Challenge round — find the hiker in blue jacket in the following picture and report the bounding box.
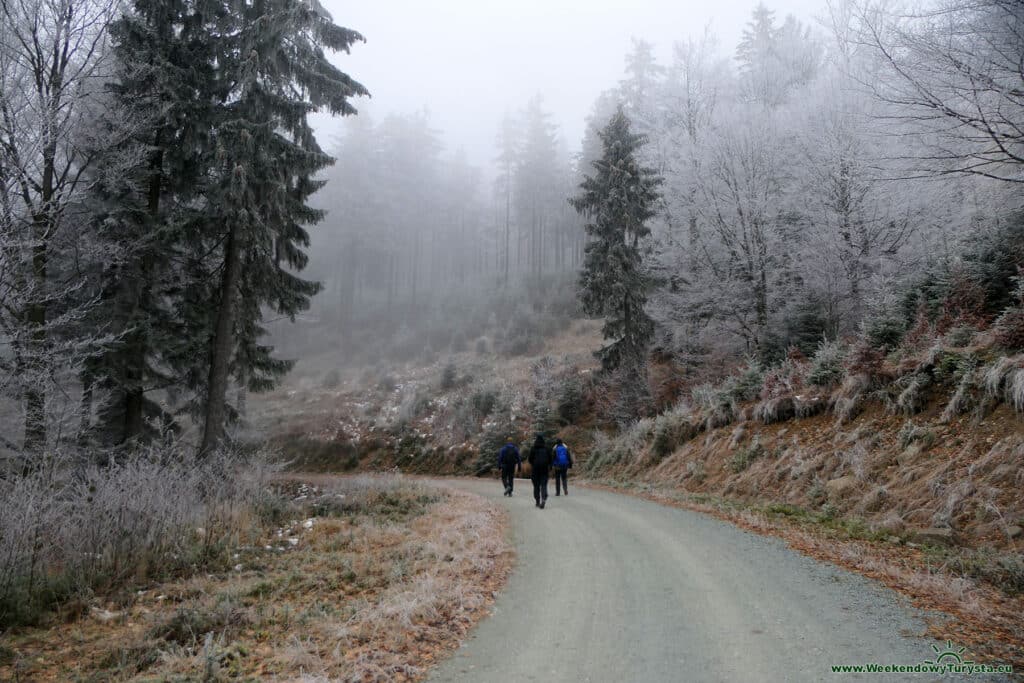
[552,438,573,496]
[498,438,521,497]
[528,434,552,509]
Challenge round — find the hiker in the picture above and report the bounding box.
[552,438,573,496]
[528,434,552,509]
[498,438,521,497]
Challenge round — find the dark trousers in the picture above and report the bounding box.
[501,466,516,493]
[554,467,568,494]
[532,472,549,503]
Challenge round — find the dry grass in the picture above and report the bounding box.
[0,476,513,682]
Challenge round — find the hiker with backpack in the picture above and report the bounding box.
[528,434,552,509]
[498,438,521,496]
[552,438,573,496]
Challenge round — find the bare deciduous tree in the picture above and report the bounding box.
[854,0,1024,183]
[0,0,115,452]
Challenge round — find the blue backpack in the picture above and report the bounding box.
[554,444,570,468]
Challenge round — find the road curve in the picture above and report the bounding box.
[426,478,976,683]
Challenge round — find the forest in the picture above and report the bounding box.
[1,0,1024,677]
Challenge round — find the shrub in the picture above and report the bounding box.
[396,386,432,425]
[321,368,341,389]
[755,397,795,424]
[729,441,765,473]
[760,358,806,399]
[994,307,1024,351]
[982,355,1024,412]
[781,293,831,358]
[960,550,1024,595]
[724,360,764,404]
[941,358,980,423]
[893,372,930,416]
[0,444,275,628]
[944,326,977,348]
[440,361,458,390]
[807,340,846,388]
[476,419,517,475]
[898,421,936,451]
[863,292,907,351]
[692,383,734,429]
[935,268,990,332]
[556,375,584,425]
[585,430,614,472]
[528,399,559,442]
[470,385,500,418]
[651,408,694,460]
[686,459,706,483]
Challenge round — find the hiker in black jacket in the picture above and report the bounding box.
[528,434,552,509]
[497,439,521,496]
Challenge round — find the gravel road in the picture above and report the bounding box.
[427,478,1007,683]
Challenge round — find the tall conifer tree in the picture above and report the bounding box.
[86,0,226,445]
[199,0,367,451]
[571,107,662,372]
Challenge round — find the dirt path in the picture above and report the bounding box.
[428,478,1010,682]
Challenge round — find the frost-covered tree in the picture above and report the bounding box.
[494,112,519,285]
[736,3,820,107]
[0,0,118,452]
[853,0,1024,183]
[571,107,662,371]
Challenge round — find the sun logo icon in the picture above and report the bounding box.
[924,640,971,666]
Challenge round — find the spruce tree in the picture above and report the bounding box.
[199,0,367,452]
[86,0,226,445]
[571,107,662,372]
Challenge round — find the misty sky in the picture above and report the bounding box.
[314,0,827,170]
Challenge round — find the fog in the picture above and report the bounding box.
[312,0,826,168]
[1,0,1021,455]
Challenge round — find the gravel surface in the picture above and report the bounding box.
[428,478,1011,683]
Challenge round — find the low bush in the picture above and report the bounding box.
[396,386,432,425]
[862,294,907,351]
[722,360,764,404]
[692,383,735,429]
[944,325,977,348]
[993,277,1024,351]
[982,354,1024,412]
[470,385,501,418]
[940,357,979,423]
[555,375,585,425]
[321,368,342,389]
[897,420,936,451]
[651,407,696,460]
[893,372,930,416]
[729,441,766,473]
[0,444,275,628]
[440,361,458,390]
[807,340,846,388]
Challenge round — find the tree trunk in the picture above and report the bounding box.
[504,187,511,285]
[201,222,242,454]
[77,366,95,446]
[23,212,51,451]
[236,360,248,421]
[122,143,165,442]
